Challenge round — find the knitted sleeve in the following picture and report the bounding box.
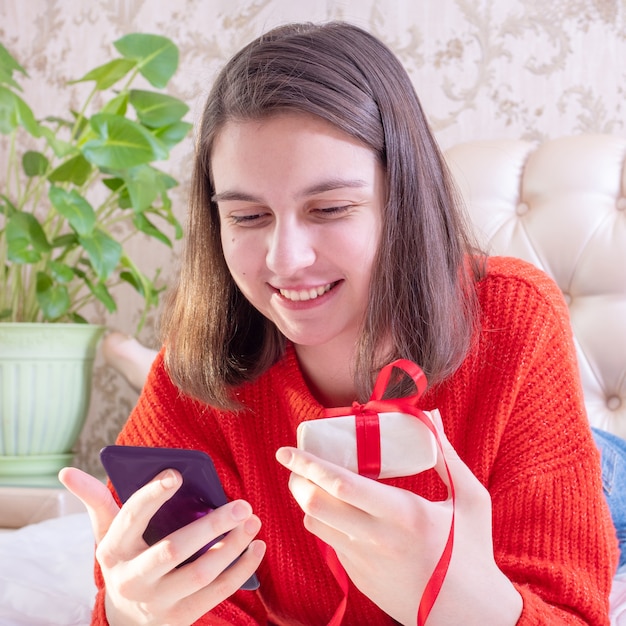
[473,260,618,625]
[89,350,270,626]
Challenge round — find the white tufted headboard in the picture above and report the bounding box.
[445,134,626,437]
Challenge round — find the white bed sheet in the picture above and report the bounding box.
[0,513,96,626]
[611,568,626,626]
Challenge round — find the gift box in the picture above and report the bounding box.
[297,409,439,479]
[297,358,440,480]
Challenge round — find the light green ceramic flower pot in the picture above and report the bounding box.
[0,323,105,478]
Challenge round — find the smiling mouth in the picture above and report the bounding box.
[278,282,337,302]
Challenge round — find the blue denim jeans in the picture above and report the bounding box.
[592,427,626,569]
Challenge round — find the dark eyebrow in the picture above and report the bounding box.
[211,178,369,204]
[211,190,259,203]
[299,178,370,197]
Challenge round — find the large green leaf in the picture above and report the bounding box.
[0,42,27,90]
[48,153,92,185]
[102,176,133,209]
[23,150,48,176]
[129,90,189,128]
[132,212,172,247]
[101,92,129,116]
[114,34,178,89]
[36,272,70,320]
[1,194,17,217]
[0,86,39,135]
[51,232,79,248]
[86,279,117,312]
[48,186,96,236]
[70,58,136,90]
[120,269,159,304]
[15,95,41,135]
[6,212,51,262]
[0,86,17,133]
[48,260,75,283]
[78,228,122,279]
[153,120,192,150]
[82,113,168,169]
[121,164,162,212]
[119,255,155,302]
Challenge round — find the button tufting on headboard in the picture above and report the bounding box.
[446,134,626,436]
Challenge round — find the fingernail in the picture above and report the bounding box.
[160,469,177,489]
[231,501,252,521]
[244,516,261,535]
[275,447,293,466]
[250,539,266,557]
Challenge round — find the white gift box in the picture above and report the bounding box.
[296,409,439,479]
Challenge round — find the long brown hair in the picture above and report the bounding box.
[160,21,484,408]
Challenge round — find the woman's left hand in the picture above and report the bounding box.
[275,418,522,626]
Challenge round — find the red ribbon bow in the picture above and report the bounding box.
[324,358,428,479]
[318,359,455,626]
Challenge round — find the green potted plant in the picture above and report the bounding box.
[0,33,190,480]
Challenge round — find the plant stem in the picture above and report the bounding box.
[70,85,98,144]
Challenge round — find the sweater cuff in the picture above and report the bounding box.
[90,589,109,626]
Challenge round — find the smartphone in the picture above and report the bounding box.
[100,445,259,590]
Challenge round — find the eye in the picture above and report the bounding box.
[313,205,351,218]
[227,211,271,226]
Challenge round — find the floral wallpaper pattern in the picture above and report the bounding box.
[1,0,625,475]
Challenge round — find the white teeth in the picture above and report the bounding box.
[279,283,333,301]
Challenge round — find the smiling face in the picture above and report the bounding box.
[212,112,385,357]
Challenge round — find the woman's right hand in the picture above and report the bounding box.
[59,466,265,626]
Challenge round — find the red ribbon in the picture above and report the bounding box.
[319,359,455,626]
[354,408,381,478]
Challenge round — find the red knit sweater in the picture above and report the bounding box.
[93,256,618,625]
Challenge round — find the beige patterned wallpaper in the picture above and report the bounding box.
[1,0,625,475]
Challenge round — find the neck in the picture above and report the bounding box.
[294,342,357,407]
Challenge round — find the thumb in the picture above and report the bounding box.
[430,410,481,500]
[58,467,119,543]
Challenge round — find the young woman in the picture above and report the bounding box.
[61,21,617,625]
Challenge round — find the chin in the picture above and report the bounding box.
[277,328,335,347]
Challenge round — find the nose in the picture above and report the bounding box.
[265,217,316,277]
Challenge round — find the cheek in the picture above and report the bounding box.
[221,233,257,283]
[220,232,239,276]
[356,221,381,268]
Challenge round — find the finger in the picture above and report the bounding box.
[58,467,119,543]
[288,470,370,534]
[431,417,488,506]
[162,539,266,626]
[161,510,264,598]
[277,446,408,520]
[99,469,183,564]
[133,500,260,586]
